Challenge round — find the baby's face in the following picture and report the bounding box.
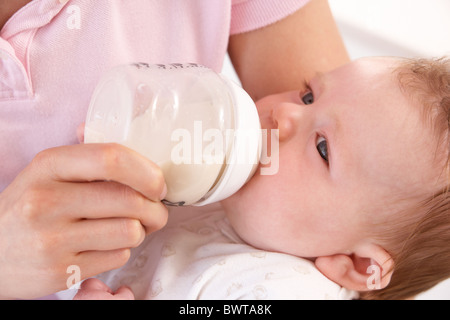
[222,57,440,258]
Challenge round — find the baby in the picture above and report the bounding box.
[74,56,450,300]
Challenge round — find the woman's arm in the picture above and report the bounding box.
[228,0,349,101]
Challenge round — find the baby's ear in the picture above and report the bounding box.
[315,244,394,292]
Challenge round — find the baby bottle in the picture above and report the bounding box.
[84,63,261,206]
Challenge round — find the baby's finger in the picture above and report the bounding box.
[113,286,135,300]
[79,278,112,293]
[73,278,112,300]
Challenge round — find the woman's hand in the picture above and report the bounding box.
[0,143,167,299]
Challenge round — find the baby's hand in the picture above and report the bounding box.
[73,278,135,300]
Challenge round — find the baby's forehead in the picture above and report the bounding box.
[341,59,443,195]
[326,57,405,96]
[350,56,402,70]
[327,57,449,221]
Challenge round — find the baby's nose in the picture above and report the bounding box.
[272,102,305,142]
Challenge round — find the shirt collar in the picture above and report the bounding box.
[0,0,69,40]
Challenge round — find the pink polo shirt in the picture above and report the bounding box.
[0,0,310,191]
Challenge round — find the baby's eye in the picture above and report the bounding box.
[316,136,328,163]
[301,91,314,105]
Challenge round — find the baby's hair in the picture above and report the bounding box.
[362,57,450,300]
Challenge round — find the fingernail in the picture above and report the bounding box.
[160,183,168,200]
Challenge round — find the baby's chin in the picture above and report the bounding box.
[221,168,262,210]
[220,190,331,259]
[220,189,241,215]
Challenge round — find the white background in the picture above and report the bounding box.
[222,0,450,299]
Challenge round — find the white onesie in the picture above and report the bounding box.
[94,203,358,300]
